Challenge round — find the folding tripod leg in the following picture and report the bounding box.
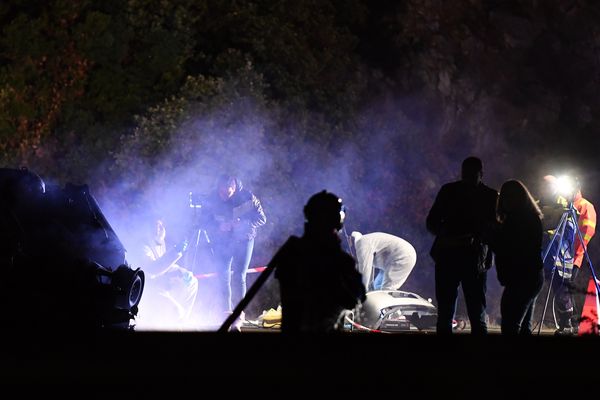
[537,265,558,335]
[190,228,202,272]
[537,211,569,335]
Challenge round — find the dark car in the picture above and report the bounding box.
[0,167,144,333]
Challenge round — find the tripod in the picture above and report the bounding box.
[537,201,600,335]
[186,191,216,274]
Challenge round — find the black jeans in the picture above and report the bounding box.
[500,270,544,335]
[550,266,579,328]
[435,262,488,334]
[551,266,591,328]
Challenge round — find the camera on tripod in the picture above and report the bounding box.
[185,191,214,272]
[189,191,203,209]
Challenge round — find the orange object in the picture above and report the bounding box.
[573,192,596,268]
[578,276,600,335]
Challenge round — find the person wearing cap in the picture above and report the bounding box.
[272,190,366,333]
[349,231,416,292]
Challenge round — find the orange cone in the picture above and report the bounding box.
[578,276,600,335]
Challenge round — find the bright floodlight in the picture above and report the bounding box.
[554,175,576,197]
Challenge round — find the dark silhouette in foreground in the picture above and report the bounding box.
[273,190,366,333]
[490,179,544,335]
[0,167,143,334]
[220,190,365,333]
[426,156,498,334]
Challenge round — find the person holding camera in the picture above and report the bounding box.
[199,174,266,323]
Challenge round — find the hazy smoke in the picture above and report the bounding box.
[92,86,597,331]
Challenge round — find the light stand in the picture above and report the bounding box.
[342,226,356,259]
[187,192,214,273]
[536,200,600,334]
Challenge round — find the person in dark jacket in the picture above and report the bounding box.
[492,179,544,335]
[273,190,366,333]
[426,156,499,335]
[200,174,266,319]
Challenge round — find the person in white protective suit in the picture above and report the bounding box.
[350,231,417,292]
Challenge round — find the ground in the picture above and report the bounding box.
[2,327,597,396]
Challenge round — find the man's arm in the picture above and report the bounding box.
[480,188,499,243]
[488,189,499,223]
[142,244,183,277]
[249,193,267,228]
[232,192,266,228]
[426,186,447,236]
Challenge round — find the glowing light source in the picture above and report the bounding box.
[554,175,577,198]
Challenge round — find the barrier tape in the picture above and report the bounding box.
[344,315,385,333]
[194,266,267,279]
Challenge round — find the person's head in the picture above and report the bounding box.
[144,217,166,245]
[497,179,542,222]
[303,190,346,234]
[461,156,483,185]
[216,174,238,200]
[543,175,556,185]
[540,174,558,201]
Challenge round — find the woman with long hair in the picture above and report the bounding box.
[493,179,544,335]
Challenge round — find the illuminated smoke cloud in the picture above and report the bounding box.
[95,87,537,331]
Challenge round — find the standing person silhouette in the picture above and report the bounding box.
[199,174,266,323]
[491,180,544,335]
[273,190,366,333]
[426,156,498,335]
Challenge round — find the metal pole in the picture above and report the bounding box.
[190,228,201,272]
[218,261,276,332]
[343,226,356,259]
[537,210,569,335]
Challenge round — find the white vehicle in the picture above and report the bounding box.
[346,290,437,332]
